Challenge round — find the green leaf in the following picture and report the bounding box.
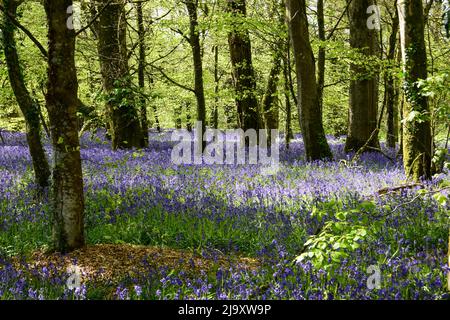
[335,211,347,221]
[433,193,448,207]
[360,201,376,211]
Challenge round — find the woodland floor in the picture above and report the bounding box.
[13,244,260,283]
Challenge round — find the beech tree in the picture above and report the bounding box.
[185,0,206,148]
[345,0,380,153]
[287,0,332,161]
[262,0,284,138]
[92,0,144,150]
[227,0,261,132]
[44,0,85,252]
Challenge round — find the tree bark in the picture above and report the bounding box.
[186,0,206,148]
[445,0,450,38]
[287,0,332,161]
[283,32,295,147]
[227,0,260,132]
[175,104,182,129]
[137,1,149,147]
[317,0,325,114]
[398,0,432,181]
[262,54,282,132]
[448,233,450,291]
[211,45,220,129]
[262,1,284,137]
[44,0,85,252]
[283,56,293,148]
[146,73,161,132]
[385,3,400,148]
[95,0,144,150]
[2,0,50,189]
[186,102,193,132]
[345,0,380,153]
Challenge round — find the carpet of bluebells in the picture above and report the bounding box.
[0,130,449,300]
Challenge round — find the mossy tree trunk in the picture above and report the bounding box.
[227,0,260,132]
[44,0,85,253]
[95,0,144,150]
[316,0,325,114]
[398,0,432,181]
[137,1,149,147]
[262,1,285,140]
[2,0,50,189]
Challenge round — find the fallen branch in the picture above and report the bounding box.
[352,128,380,162]
[377,186,450,217]
[377,183,424,196]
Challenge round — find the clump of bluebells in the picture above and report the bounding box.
[0,130,449,300]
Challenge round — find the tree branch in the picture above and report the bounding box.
[75,0,114,37]
[0,4,48,58]
[169,27,191,42]
[326,0,353,40]
[149,64,195,93]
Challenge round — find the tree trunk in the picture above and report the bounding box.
[399,91,404,156]
[2,0,50,189]
[262,1,284,137]
[211,45,220,129]
[287,0,332,161]
[447,228,450,290]
[175,104,182,129]
[398,0,432,181]
[186,0,206,148]
[285,35,298,108]
[137,1,149,147]
[95,0,144,150]
[283,33,295,147]
[386,2,400,148]
[283,57,293,149]
[345,0,380,153]
[262,55,282,131]
[227,0,260,132]
[317,0,325,114]
[225,102,235,128]
[186,102,193,132]
[146,74,161,132]
[44,0,85,252]
[445,0,450,38]
[152,104,161,132]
